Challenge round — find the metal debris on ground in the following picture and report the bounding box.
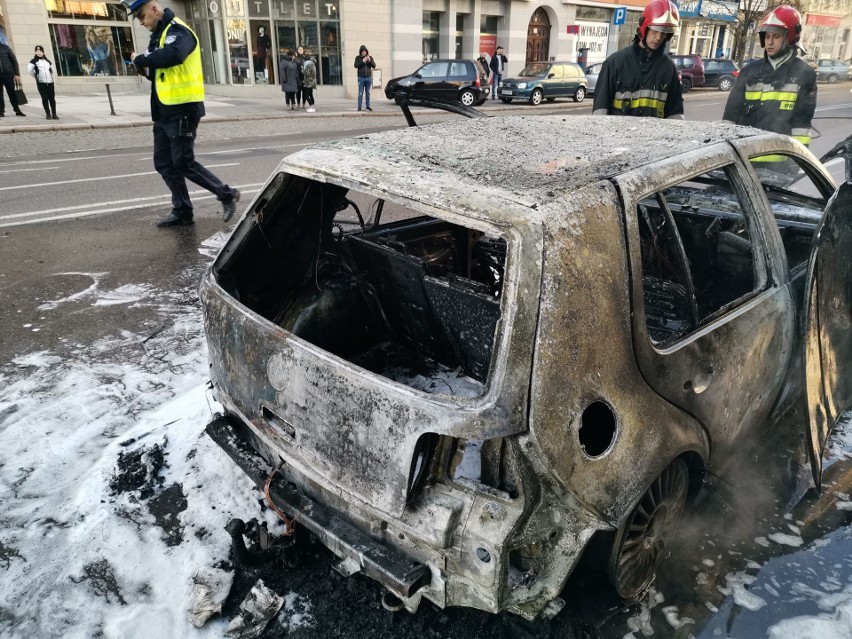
[187,566,235,628]
[225,578,285,639]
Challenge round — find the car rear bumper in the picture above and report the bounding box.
[207,414,431,598]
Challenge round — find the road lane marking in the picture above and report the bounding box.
[0,183,265,227]
[0,163,239,191]
[0,166,60,173]
[815,103,852,112]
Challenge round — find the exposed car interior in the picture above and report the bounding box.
[637,163,821,344]
[214,174,506,393]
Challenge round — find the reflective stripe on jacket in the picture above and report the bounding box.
[722,54,816,147]
[157,18,204,105]
[592,42,683,119]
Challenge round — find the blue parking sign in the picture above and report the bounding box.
[613,7,627,25]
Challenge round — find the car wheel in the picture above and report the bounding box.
[718,77,733,92]
[573,86,586,102]
[459,89,476,107]
[682,78,692,92]
[827,73,839,84]
[546,97,556,103]
[530,88,544,106]
[608,458,689,600]
[500,97,513,104]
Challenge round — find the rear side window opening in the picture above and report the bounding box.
[215,173,507,396]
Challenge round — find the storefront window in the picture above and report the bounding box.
[49,23,135,76]
[423,11,440,61]
[274,0,340,85]
[227,18,249,84]
[616,11,642,50]
[455,13,467,59]
[44,0,135,77]
[480,14,498,55]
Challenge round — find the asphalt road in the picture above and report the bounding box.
[0,84,851,638]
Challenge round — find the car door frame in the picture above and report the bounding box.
[616,141,796,469]
[729,136,850,489]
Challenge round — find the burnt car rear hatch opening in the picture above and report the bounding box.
[202,144,543,520]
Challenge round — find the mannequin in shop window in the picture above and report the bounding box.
[255,26,271,79]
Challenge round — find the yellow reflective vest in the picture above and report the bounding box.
[157,18,204,105]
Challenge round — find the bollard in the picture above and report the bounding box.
[105,84,116,116]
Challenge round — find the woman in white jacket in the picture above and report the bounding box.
[27,45,58,120]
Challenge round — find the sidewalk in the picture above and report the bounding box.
[0,86,587,134]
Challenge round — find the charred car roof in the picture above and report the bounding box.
[284,115,772,219]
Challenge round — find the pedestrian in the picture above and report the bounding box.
[280,50,298,110]
[722,5,816,160]
[592,0,683,119]
[0,41,26,117]
[126,0,240,227]
[295,45,306,109]
[354,45,375,111]
[476,52,491,86]
[27,45,58,120]
[489,46,507,100]
[302,56,317,113]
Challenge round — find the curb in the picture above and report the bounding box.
[0,100,593,134]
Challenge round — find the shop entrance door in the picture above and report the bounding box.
[526,7,551,64]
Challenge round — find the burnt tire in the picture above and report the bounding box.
[460,89,476,107]
[827,73,839,84]
[681,78,692,92]
[530,88,544,106]
[608,458,689,600]
[718,77,733,92]
[500,97,513,103]
[574,86,586,102]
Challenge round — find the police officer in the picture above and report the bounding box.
[127,0,240,226]
[723,6,816,153]
[592,0,683,119]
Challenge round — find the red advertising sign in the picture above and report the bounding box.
[567,25,580,34]
[480,34,497,56]
[806,14,841,27]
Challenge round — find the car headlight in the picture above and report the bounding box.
[516,83,527,89]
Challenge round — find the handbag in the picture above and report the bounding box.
[14,79,28,106]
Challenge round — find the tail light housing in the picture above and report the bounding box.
[732,70,739,76]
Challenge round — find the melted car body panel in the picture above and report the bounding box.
[201,115,850,619]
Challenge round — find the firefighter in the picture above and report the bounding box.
[723,5,816,155]
[592,0,684,119]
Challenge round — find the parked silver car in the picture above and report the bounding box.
[585,61,602,95]
[202,112,852,620]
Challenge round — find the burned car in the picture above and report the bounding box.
[201,114,851,620]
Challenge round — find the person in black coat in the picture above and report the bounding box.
[280,50,299,110]
[0,42,26,116]
[354,44,375,111]
[488,46,507,99]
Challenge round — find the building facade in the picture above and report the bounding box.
[0,0,849,97]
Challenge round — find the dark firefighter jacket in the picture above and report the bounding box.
[592,42,683,119]
[722,53,816,148]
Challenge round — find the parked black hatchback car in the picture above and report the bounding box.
[702,58,739,91]
[385,60,488,107]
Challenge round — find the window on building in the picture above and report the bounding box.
[617,11,642,50]
[44,0,135,77]
[273,0,341,86]
[455,13,467,59]
[423,11,441,62]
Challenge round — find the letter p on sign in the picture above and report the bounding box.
[613,7,626,25]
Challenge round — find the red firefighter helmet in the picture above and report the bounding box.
[638,0,680,39]
[758,5,802,46]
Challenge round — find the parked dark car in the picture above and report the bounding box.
[385,60,488,107]
[202,101,852,619]
[498,61,587,105]
[669,53,705,91]
[702,58,739,91]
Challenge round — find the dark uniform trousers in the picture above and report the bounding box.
[153,112,233,214]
